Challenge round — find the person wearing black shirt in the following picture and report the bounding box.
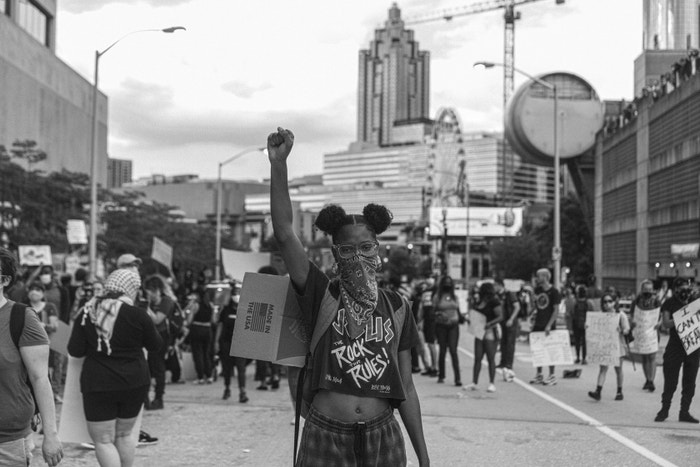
[529,268,561,386]
[495,279,520,382]
[214,292,249,403]
[655,277,700,423]
[143,276,176,410]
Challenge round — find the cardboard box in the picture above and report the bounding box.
[230,273,310,367]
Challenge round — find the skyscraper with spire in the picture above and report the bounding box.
[356,3,430,147]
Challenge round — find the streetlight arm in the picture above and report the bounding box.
[473,61,554,90]
[98,26,186,57]
[219,147,266,169]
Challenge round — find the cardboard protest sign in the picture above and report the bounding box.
[49,321,71,356]
[180,350,197,381]
[586,312,621,366]
[631,307,660,355]
[18,245,52,266]
[673,298,700,355]
[221,249,270,281]
[468,309,486,339]
[529,330,574,367]
[59,357,142,444]
[151,236,173,270]
[66,219,87,244]
[230,273,310,367]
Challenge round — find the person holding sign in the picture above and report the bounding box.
[655,277,700,423]
[630,279,661,392]
[465,282,503,392]
[587,293,630,401]
[267,128,429,467]
[529,268,561,386]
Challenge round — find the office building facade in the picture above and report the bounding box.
[0,0,108,184]
[357,3,430,146]
[107,158,132,189]
[595,63,700,293]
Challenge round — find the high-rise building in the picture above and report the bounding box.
[356,3,430,146]
[0,0,108,183]
[107,158,133,189]
[643,0,700,50]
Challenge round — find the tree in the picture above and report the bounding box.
[490,234,543,280]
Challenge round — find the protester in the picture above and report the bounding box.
[267,127,429,466]
[530,268,561,386]
[68,268,162,466]
[587,292,630,401]
[0,248,63,467]
[433,275,463,386]
[465,282,503,392]
[655,277,700,423]
[214,290,249,403]
[418,277,438,377]
[143,275,177,410]
[186,286,215,384]
[630,279,661,392]
[569,285,593,365]
[495,279,520,382]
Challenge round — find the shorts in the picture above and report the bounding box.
[423,318,437,344]
[82,385,149,422]
[0,433,34,467]
[296,406,406,467]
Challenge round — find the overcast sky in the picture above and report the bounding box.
[55,0,642,181]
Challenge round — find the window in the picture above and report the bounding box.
[17,0,49,47]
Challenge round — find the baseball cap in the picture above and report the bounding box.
[117,254,142,269]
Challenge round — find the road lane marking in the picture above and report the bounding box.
[458,346,677,467]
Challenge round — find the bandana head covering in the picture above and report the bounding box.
[80,269,141,354]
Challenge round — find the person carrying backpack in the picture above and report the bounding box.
[267,128,429,467]
[0,247,63,467]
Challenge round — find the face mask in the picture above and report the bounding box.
[28,290,43,302]
[40,274,51,285]
[678,289,690,302]
[641,292,653,299]
[336,254,380,332]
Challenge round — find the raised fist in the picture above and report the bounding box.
[267,127,294,163]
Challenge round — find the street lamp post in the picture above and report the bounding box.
[215,147,266,282]
[88,26,185,280]
[474,61,561,289]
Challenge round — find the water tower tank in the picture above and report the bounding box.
[505,72,604,166]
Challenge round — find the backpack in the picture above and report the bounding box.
[9,303,42,432]
[293,288,409,464]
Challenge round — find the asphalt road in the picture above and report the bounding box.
[36,331,700,466]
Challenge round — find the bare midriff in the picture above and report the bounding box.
[312,389,391,422]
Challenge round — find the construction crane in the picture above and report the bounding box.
[406,0,565,205]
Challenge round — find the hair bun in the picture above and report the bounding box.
[362,204,392,235]
[314,204,347,237]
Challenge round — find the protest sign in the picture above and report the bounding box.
[673,298,700,355]
[586,312,621,366]
[49,321,71,356]
[181,351,197,381]
[230,273,310,367]
[529,330,574,367]
[151,236,173,270]
[66,220,87,244]
[631,307,660,355]
[18,245,51,266]
[59,357,142,444]
[468,309,486,339]
[221,249,270,281]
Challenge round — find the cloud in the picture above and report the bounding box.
[60,0,192,14]
[108,79,355,150]
[221,80,272,99]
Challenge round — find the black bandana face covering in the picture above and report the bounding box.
[336,253,380,339]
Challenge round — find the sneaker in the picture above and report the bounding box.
[574,358,581,364]
[206,377,213,384]
[437,378,445,384]
[146,398,163,410]
[487,384,496,393]
[239,392,249,403]
[505,369,515,382]
[588,391,601,401]
[195,379,205,385]
[223,388,231,400]
[615,392,624,401]
[582,359,588,365]
[543,375,557,386]
[654,408,668,422]
[54,394,63,404]
[530,374,544,385]
[642,381,651,391]
[270,379,280,390]
[138,430,159,446]
[428,369,439,377]
[256,383,268,390]
[648,382,655,392]
[455,381,462,387]
[463,383,477,391]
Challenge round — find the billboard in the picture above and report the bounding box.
[429,207,523,237]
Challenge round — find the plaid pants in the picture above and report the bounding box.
[296,406,407,467]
